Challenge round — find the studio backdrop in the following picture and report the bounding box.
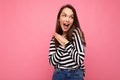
[0,0,120,80]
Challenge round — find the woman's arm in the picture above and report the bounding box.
[65,28,85,65]
[48,37,63,66]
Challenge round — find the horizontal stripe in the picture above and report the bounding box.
[48,28,85,70]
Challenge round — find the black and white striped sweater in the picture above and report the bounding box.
[49,28,85,70]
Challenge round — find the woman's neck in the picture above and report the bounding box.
[62,32,67,38]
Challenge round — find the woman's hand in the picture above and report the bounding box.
[53,32,69,47]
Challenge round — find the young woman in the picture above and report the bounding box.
[49,4,86,80]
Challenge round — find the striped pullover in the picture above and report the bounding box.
[49,28,85,70]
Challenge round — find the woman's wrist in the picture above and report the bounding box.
[64,41,69,45]
[61,41,69,47]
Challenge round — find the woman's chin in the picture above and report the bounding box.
[62,29,69,32]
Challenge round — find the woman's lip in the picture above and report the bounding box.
[64,25,69,29]
[64,24,69,26]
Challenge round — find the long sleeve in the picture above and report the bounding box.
[48,28,85,69]
[65,28,85,66]
[48,37,63,66]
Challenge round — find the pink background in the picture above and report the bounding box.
[0,0,120,80]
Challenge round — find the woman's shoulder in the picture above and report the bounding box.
[72,27,80,35]
[50,36,55,42]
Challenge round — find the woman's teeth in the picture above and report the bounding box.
[64,24,69,26]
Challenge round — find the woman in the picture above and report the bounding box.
[49,4,86,80]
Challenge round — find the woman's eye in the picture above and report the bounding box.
[70,16,74,19]
[62,14,66,17]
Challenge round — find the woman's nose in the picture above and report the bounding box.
[66,17,70,22]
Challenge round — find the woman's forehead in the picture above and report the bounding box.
[61,8,73,15]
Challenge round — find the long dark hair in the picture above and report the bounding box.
[54,4,86,47]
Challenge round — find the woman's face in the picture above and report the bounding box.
[59,7,74,33]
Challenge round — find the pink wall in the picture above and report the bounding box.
[0,0,120,80]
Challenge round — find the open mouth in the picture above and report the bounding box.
[63,24,70,27]
[63,23,71,30]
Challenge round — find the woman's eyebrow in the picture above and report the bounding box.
[61,12,73,16]
[61,12,66,14]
